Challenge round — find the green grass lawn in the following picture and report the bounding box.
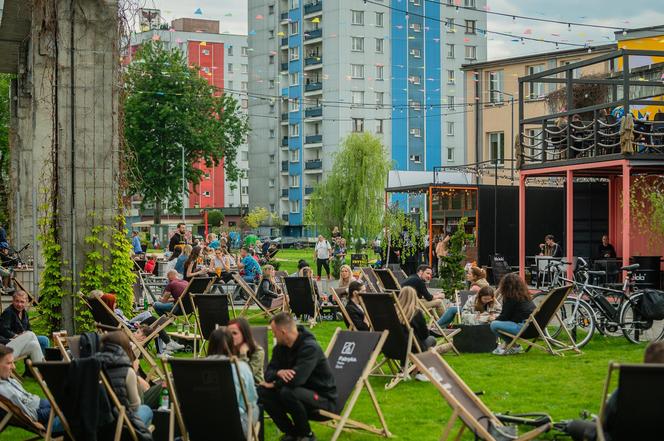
[3,249,647,440]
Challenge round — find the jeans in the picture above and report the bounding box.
[437,307,459,327]
[36,398,64,434]
[258,386,335,437]
[490,320,525,343]
[36,335,49,352]
[135,404,153,426]
[153,301,174,315]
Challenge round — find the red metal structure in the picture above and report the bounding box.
[517,49,664,282]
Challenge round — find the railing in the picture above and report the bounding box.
[281,137,288,146]
[304,29,322,40]
[304,186,315,195]
[304,1,323,14]
[305,134,323,144]
[305,82,322,92]
[281,38,288,46]
[282,214,289,222]
[304,107,322,118]
[281,62,288,71]
[305,56,322,66]
[281,161,289,172]
[281,113,288,121]
[305,159,322,169]
[281,188,288,197]
[280,12,289,20]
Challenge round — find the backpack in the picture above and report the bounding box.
[79,332,100,358]
[638,289,664,321]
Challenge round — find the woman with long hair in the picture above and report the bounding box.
[228,318,265,383]
[345,281,370,331]
[174,244,192,276]
[183,246,210,281]
[207,327,258,436]
[256,264,285,309]
[436,285,502,328]
[490,273,535,355]
[397,286,435,351]
[337,264,356,289]
[467,266,490,292]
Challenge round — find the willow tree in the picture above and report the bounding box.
[309,132,391,243]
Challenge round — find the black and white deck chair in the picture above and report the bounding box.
[191,293,231,356]
[329,288,357,331]
[358,292,422,389]
[0,394,53,440]
[310,328,391,441]
[387,264,408,286]
[361,268,381,293]
[413,296,461,355]
[165,357,259,441]
[232,273,282,320]
[489,254,517,286]
[250,326,270,371]
[596,363,664,441]
[499,285,580,356]
[410,351,552,441]
[374,269,400,291]
[284,277,319,327]
[454,290,474,323]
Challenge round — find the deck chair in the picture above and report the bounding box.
[489,254,517,286]
[410,351,552,441]
[374,269,400,291]
[499,285,580,356]
[358,292,423,389]
[167,276,215,323]
[250,326,269,371]
[596,363,664,441]
[330,288,356,330]
[165,357,259,441]
[26,361,76,441]
[0,394,53,440]
[232,273,282,320]
[193,293,231,340]
[284,277,319,326]
[361,268,381,293]
[387,264,408,286]
[313,328,391,441]
[414,296,461,356]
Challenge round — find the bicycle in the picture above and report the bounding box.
[533,260,664,347]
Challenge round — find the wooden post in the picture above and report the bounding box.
[519,174,526,279]
[622,163,631,270]
[566,170,574,280]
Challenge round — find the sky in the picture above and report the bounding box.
[140,0,664,60]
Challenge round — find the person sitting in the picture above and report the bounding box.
[206,327,258,435]
[0,345,63,434]
[96,332,153,428]
[259,313,337,441]
[401,265,445,315]
[183,246,212,282]
[165,247,181,273]
[337,264,356,290]
[228,318,265,383]
[153,270,189,316]
[256,265,286,309]
[0,291,49,353]
[564,341,664,441]
[467,266,490,292]
[207,233,221,250]
[299,266,323,302]
[174,244,191,277]
[436,286,502,328]
[143,255,156,274]
[490,273,536,355]
[539,234,563,258]
[238,246,262,284]
[598,234,617,259]
[345,281,370,331]
[398,287,436,353]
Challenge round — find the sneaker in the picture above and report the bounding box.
[415,373,430,382]
[492,346,506,355]
[165,341,185,352]
[279,435,297,441]
[297,434,317,441]
[504,345,523,355]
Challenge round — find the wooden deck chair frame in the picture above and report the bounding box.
[0,394,53,440]
[360,267,382,292]
[26,361,76,441]
[499,285,581,356]
[374,269,401,292]
[284,276,320,328]
[330,288,356,331]
[190,293,233,356]
[232,273,283,320]
[99,371,139,441]
[319,328,391,441]
[162,357,260,441]
[168,276,215,324]
[415,297,461,356]
[79,292,169,380]
[409,351,551,441]
[387,265,408,286]
[359,292,421,390]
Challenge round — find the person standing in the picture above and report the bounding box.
[313,235,332,281]
[258,313,337,441]
[435,233,450,277]
[131,230,143,255]
[598,234,617,259]
[168,223,187,252]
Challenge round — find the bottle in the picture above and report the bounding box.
[143,295,148,311]
[160,387,170,410]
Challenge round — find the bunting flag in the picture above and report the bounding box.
[194,8,202,15]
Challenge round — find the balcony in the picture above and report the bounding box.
[305,134,322,144]
[304,1,323,15]
[305,82,322,92]
[281,37,288,46]
[304,186,315,195]
[305,56,322,67]
[281,62,288,71]
[305,159,322,170]
[281,161,289,172]
[304,106,322,118]
[282,214,289,222]
[304,28,322,41]
[281,113,288,121]
[281,188,288,198]
[281,137,288,146]
[280,12,289,21]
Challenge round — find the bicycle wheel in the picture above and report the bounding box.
[553,298,596,348]
[620,292,664,344]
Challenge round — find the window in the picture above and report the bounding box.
[446,44,455,59]
[376,119,384,134]
[375,91,384,105]
[488,71,504,104]
[227,80,234,90]
[351,64,364,79]
[351,10,364,25]
[241,151,249,161]
[447,147,455,161]
[289,98,300,112]
[375,12,384,27]
[241,81,248,91]
[447,70,455,84]
[376,65,384,80]
[445,18,455,32]
[289,123,299,136]
[269,5,275,14]
[352,118,364,132]
[447,95,455,110]
[410,48,421,58]
[242,64,248,73]
[241,46,248,56]
[289,175,298,187]
[269,153,276,162]
[290,0,299,7]
[410,22,422,32]
[489,132,505,165]
[410,127,422,137]
[289,21,299,35]
[375,38,384,53]
[560,60,580,79]
[527,65,544,98]
[289,201,300,213]
[269,29,275,38]
[410,0,421,5]
[351,91,364,105]
[241,99,248,109]
[289,149,299,162]
[203,191,210,197]
[409,75,421,85]
[465,20,476,34]
[269,102,276,113]
[410,154,422,163]
[269,129,276,138]
[410,99,422,110]
[289,73,299,86]
[228,63,234,72]
[351,37,364,52]
[464,45,477,60]
[464,0,476,7]
[241,186,248,195]
[202,49,210,56]
[269,79,275,89]
[446,121,455,136]
[289,47,299,61]
[228,46,234,56]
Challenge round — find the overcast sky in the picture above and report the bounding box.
[139,0,664,60]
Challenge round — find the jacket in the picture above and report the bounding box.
[460,295,502,325]
[239,346,266,384]
[257,279,280,306]
[345,302,370,331]
[401,275,433,301]
[409,310,430,351]
[496,297,535,324]
[265,326,337,403]
[0,305,31,339]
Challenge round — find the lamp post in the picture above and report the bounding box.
[181,144,186,224]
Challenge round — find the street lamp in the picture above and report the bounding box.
[181,144,186,224]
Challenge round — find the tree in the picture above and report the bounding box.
[124,41,249,223]
[382,205,427,264]
[438,218,474,297]
[207,210,225,229]
[243,207,270,229]
[0,75,11,230]
[309,132,391,242]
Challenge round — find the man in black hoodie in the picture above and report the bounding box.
[259,313,337,441]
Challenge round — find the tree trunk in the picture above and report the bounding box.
[154,199,162,225]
